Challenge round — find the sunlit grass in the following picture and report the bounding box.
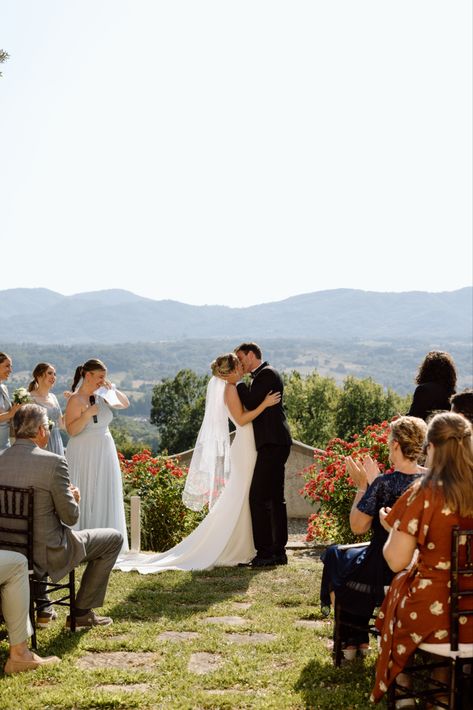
[0,555,380,709]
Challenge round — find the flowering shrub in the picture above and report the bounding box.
[119,450,206,552]
[301,421,391,544]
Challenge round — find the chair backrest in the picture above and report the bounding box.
[450,526,473,651]
[0,485,34,571]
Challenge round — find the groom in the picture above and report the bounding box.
[234,343,292,566]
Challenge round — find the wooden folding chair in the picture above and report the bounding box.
[387,527,473,709]
[0,484,76,648]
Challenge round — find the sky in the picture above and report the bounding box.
[0,1,471,308]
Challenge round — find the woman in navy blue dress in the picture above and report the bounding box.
[320,416,427,659]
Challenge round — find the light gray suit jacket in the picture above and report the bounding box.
[0,439,86,582]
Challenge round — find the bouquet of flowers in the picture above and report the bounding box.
[12,387,32,404]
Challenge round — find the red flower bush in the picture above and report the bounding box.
[120,450,205,551]
[301,421,391,544]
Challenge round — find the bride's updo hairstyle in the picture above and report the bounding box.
[211,353,239,378]
[71,358,107,392]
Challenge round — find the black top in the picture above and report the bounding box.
[408,381,452,421]
[237,362,292,450]
[320,470,422,613]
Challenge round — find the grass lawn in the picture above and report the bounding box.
[0,554,381,709]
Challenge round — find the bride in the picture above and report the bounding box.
[114,353,281,573]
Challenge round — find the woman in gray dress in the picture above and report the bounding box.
[27,363,65,456]
[0,353,20,452]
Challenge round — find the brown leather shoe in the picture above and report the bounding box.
[66,610,113,629]
[4,654,60,674]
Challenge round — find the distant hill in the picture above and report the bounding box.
[0,287,471,343]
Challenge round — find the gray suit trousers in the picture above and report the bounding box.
[73,528,123,610]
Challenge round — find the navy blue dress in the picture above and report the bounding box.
[320,471,422,644]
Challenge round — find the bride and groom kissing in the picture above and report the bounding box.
[115,342,292,573]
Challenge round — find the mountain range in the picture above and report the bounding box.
[0,287,471,344]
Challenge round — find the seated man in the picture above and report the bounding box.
[0,404,123,628]
[1,549,60,674]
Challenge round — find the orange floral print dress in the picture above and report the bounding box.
[371,481,473,703]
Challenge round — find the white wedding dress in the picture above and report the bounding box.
[113,411,257,573]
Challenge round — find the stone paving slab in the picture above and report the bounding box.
[95,684,151,693]
[157,631,200,642]
[188,652,224,674]
[203,615,247,626]
[225,632,276,644]
[76,651,158,670]
[294,619,331,629]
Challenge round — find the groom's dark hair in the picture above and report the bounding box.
[235,342,262,359]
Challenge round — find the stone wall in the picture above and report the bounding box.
[174,437,320,520]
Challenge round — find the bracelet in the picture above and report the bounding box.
[357,489,366,494]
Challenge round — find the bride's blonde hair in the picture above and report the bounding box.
[211,353,239,378]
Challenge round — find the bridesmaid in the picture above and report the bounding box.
[0,353,21,453]
[65,358,130,551]
[27,363,65,456]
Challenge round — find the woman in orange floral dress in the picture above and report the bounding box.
[371,412,473,704]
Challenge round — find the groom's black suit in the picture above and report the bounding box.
[237,362,292,561]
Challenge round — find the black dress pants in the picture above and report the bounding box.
[249,444,290,559]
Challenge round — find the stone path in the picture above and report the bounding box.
[79,609,326,678]
[72,526,328,700]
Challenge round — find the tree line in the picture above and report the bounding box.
[149,369,411,454]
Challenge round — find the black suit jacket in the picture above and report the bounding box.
[237,363,292,450]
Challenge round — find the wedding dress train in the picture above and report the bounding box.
[113,413,256,573]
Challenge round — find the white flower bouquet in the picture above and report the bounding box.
[12,387,32,404]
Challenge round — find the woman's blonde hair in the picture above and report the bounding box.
[211,353,239,378]
[421,411,473,517]
[389,416,427,461]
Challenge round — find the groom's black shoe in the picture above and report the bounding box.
[273,553,288,565]
[249,555,276,568]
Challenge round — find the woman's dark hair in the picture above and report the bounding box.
[450,389,473,424]
[415,350,457,394]
[71,358,106,392]
[0,352,11,364]
[28,362,54,392]
[235,342,262,360]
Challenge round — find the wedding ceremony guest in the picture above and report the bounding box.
[0,404,123,628]
[371,411,473,705]
[450,388,473,424]
[114,352,281,573]
[1,550,60,674]
[320,416,427,660]
[235,342,292,567]
[65,359,130,551]
[407,350,457,421]
[28,362,65,456]
[0,353,21,452]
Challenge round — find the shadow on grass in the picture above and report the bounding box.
[108,565,262,622]
[294,656,378,709]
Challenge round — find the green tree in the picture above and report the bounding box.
[335,376,410,441]
[284,370,339,448]
[150,369,209,454]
